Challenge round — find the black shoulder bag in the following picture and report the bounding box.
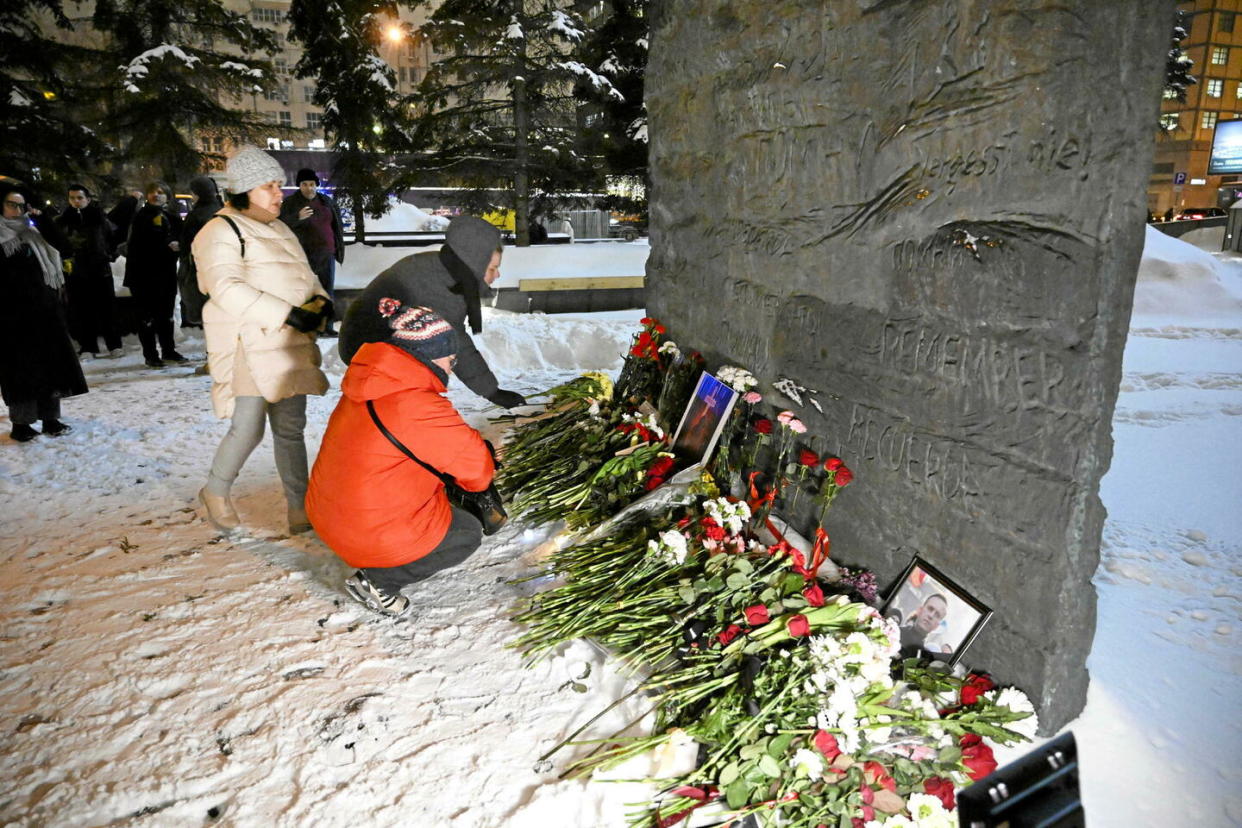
[365,400,508,536]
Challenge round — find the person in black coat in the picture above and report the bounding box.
[339,215,526,409]
[124,182,186,367]
[106,187,143,251]
[178,176,222,329]
[0,181,88,442]
[55,184,123,358]
[279,169,345,336]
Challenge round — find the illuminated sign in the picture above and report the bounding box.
[1208,119,1242,174]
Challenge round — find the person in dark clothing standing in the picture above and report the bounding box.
[339,215,526,409]
[55,184,123,359]
[106,187,143,252]
[279,169,345,337]
[178,176,222,329]
[125,182,186,367]
[0,181,88,442]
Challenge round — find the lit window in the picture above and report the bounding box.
[1202,111,1219,129]
[1161,113,1180,130]
[1212,46,1228,66]
[1208,78,1224,97]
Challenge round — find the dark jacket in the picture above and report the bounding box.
[306,342,494,569]
[181,178,222,271]
[124,202,183,289]
[339,218,501,401]
[54,203,115,278]
[106,195,141,247]
[278,190,345,264]
[0,214,88,406]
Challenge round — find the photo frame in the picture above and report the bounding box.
[670,373,739,469]
[879,556,992,668]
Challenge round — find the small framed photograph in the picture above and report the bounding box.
[880,556,992,667]
[670,373,739,468]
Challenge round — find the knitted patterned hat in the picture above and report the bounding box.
[226,146,286,195]
[378,299,457,361]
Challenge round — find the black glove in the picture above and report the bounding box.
[316,297,335,322]
[286,306,324,333]
[488,389,526,409]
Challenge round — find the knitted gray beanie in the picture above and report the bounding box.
[226,147,286,195]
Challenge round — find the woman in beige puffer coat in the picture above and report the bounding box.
[193,147,331,535]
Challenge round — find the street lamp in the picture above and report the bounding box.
[385,25,404,43]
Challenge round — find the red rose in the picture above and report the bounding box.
[787,614,810,637]
[803,582,825,607]
[716,624,743,646]
[754,418,773,435]
[863,761,897,793]
[813,729,840,760]
[834,467,854,487]
[824,457,843,471]
[643,475,665,491]
[860,805,875,822]
[798,448,820,467]
[860,786,874,805]
[704,524,726,541]
[640,316,655,326]
[655,324,667,335]
[960,734,998,781]
[700,516,718,527]
[923,776,956,811]
[960,673,996,706]
[851,819,866,828]
[743,604,770,626]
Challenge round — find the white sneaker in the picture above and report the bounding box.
[344,572,411,617]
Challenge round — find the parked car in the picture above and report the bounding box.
[1175,207,1227,220]
[609,212,647,241]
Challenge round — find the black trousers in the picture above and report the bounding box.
[67,274,122,354]
[130,278,178,360]
[362,506,483,595]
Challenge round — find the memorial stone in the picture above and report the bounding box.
[645,0,1172,731]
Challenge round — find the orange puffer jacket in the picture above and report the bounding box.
[306,342,494,569]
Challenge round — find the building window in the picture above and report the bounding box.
[1212,46,1228,66]
[1161,113,1180,131]
[278,111,292,127]
[1202,110,1219,130]
[1208,78,1224,97]
[1222,13,1236,33]
[252,7,285,25]
[306,112,322,129]
[303,85,316,103]
[275,58,289,77]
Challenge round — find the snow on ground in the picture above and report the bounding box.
[3,233,1241,826]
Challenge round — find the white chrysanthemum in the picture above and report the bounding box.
[866,815,916,828]
[987,687,1039,739]
[646,530,688,565]
[658,340,679,355]
[790,747,825,779]
[587,400,601,417]
[867,714,892,745]
[905,793,956,828]
[717,365,758,392]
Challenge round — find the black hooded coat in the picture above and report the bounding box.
[339,216,501,401]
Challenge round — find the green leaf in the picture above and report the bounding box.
[726,573,750,591]
[938,746,962,764]
[726,779,751,810]
[707,576,726,592]
[739,743,765,761]
[759,587,777,603]
[733,558,754,575]
[758,754,783,778]
[768,732,796,757]
[677,586,697,604]
[719,762,740,786]
[782,573,806,593]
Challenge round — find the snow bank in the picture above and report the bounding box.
[1135,225,1242,319]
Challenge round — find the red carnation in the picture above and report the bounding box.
[813,730,840,760]
[834,467,854,487]
[798,448,820,467]
[704,524,726,541]
[863,761,897,793]
[700,516,718,528]
[716,624,743,646]
[803,582,825,607]
[824,457,843,471]
[960,734,998,781]
[640,316,655,326]
[754,418,773,435]
[743,604,770,626]
[923,776,956,811]
[960,673,996,706]
[787,614,811,637]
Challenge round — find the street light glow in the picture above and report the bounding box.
[385,25,404,42]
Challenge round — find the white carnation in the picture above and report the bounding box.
[987,687,1039,740]
[790,747,825,779]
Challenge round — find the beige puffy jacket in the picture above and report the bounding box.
[193,207,329,418]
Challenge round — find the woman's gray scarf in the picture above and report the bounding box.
[0,216,63,290]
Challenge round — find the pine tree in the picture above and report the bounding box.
[0,1,111,193]
[399,0,621,245]
[571,0,648,215]
[288,0,407,244]
[1164,9,1196,110]
[86,0,283,187]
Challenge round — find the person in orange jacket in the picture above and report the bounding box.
[306,300,495,616]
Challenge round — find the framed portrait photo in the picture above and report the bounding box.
[880,556,992,668]
[670,372,739,469]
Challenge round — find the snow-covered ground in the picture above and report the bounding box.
[2,231,1240,826]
